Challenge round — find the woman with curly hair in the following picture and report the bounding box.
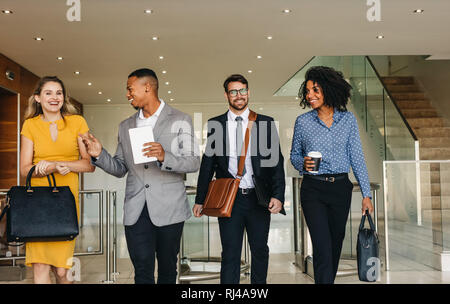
[290,66,373,284]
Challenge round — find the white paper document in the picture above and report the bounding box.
[128,126,157,164]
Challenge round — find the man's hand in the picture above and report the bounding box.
[79,133,103,158]
[142,142,165,162]
[268,198,283,214]
[192,204,203,217]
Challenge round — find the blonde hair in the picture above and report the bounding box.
[24,76,79,121]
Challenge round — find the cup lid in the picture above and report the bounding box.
[307,151,322,157]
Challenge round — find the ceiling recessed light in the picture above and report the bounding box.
[266,36,273,40]
[57,56,63,60]
[159,56,164,60]
[152,36,159,41]
[413,9,424,14]
[2,10,13,14]
[257,55,262,59]
[34,37,44,41]
[168,91,172,94]
[170,98,174,101]
[376,35,384,39]
[162,70,167,74]
[74,71,80,75]
[145,9,153,14]
[98,91,103,95]
[282,9,291,14]
[88,82,92,86]
[248,70,253,73]
[165,82,169,85]
[107,98,111,102]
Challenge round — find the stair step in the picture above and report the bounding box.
[421,183,450,196]
[419,137,450,148]
[415,127,450,138]
[390,92,426,100]
[401,109,439,119]
[420,148,450,160]
[421,196,450,210]
[409,117,447,128]
[381,76,415,85]
[396,99,432,109]
[385,84,422,93]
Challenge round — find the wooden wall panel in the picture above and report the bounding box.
[0,54,21,93]
[0,91,18,189]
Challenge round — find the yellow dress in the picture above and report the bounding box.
[20,114,89,269]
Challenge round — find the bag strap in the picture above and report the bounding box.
[26,166,58,192]
[236,110,257,179]
[359,209,376,231]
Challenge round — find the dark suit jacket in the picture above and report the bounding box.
[195,110,286,209]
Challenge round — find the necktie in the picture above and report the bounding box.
[235,116,245,176]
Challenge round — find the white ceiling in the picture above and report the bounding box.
[1,0,449,105]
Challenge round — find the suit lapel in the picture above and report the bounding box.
[153,103,171,141]
[218,113,229,169]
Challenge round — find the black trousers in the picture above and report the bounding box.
[124,204,184,284]
[300,174,353,284]
[218,190,271,284]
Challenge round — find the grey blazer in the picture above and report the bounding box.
[93,104,200,226]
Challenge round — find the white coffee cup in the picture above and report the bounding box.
[307,151,322,174]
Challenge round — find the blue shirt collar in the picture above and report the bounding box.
[313,108,344,125]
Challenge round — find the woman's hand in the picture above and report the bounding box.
[55,164,71,176]
[362,197,374,215]
[303,156,316,172]
[35,160,56,176]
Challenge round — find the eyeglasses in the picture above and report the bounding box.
[227,88,248,97]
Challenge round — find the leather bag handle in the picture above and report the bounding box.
[26,166,58,192]
[359,209,376,231]
[236,110,257,179]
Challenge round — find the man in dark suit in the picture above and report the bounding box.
[193,74,285,284]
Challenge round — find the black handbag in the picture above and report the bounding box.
[357,210,380,282]
[0,166,79,243]
[252,174,286,215]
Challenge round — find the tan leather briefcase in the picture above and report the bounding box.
[201,111,257,217]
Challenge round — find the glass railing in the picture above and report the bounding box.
[275,55,418,161]
[383,160,450,271]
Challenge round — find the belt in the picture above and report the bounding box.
[304,173,348,183]
[239,188,255,195]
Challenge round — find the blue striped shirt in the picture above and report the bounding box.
[290,109,372,199]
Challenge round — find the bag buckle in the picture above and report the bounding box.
[326,177,335,183]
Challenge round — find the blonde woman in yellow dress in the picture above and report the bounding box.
[20,76,94,284]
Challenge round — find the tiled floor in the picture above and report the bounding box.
[2,251,450,284]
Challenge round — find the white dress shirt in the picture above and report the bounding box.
[136,99,165,128]
[227,108,254,189]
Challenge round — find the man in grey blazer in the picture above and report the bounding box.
[80,68,200,284]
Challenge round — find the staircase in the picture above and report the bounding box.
[382,76,450,269]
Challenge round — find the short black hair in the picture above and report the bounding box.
[223,74,248,92]
[298,66,352,111]
[128,68,159,89]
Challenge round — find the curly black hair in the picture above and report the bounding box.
[298,66,352,111]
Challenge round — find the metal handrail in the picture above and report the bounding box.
[365,56,418,141]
